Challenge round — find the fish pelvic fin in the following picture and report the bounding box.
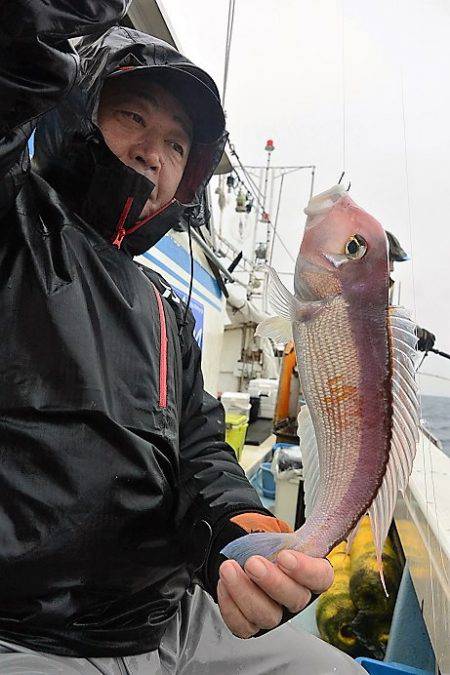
[264,266,327,323]
[345,516,365,554]
[297,404,320,518]
[221,532,297,568]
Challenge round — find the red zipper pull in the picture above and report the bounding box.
[112,226,126,249]
[112,197,134,249]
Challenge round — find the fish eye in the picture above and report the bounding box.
[345,234,367,259]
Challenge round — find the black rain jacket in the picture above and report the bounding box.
[0,1,270,657]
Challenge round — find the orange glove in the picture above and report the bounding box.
[229,513,293,534]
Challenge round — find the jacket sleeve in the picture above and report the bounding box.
[175,309,274,596]
[0,0,131,215]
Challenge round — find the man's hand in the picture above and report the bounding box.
[217,551,333,638]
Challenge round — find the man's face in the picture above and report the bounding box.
[97,78,193,220]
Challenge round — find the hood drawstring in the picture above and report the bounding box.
[179,214,194,336]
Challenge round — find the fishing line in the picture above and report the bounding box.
[416,351,428,372]
[400,72,417,324]
[217,0,236,243]
[399,3,449,593]
[419,372,450,383]
[340,0,347,172]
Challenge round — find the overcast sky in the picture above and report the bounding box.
[162,0,450,397]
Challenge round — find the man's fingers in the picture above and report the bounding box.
[276,550,334,594]
[217,579,259,639]
[218,551,333,637]
[219,560,283,630]
[244,555,312,614]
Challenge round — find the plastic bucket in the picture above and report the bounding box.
[271,441,299,458]
[225,412,248,461]
[355,658,432,675]
[221,392,251,421]
[260,461,276,499]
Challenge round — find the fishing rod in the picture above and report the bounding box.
[415,346,450,373]
[429,347,450,361]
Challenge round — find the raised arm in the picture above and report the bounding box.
[0,0,131,214]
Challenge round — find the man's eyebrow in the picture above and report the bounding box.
[136,91,160,109]
[123,91,193,143]
[173,114,193,143]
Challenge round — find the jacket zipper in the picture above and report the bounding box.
[151,283,168,408]
[112,197,134,248]
[112,198,176,250]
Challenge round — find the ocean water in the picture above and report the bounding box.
[420,395,450,457]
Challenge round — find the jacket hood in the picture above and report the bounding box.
[33,26,227,256]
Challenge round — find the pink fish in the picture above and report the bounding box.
[222,185,419,586]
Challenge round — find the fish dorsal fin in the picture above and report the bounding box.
[255,316,293,343]
[264,266,327,323]
[367,306,420,592]
[297,404,320,517]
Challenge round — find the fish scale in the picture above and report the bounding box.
[296,297,365,523]
[221,185,419,576]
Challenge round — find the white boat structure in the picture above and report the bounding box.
[124,3,449,673]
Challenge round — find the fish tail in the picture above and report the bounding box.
[221,532,296,567]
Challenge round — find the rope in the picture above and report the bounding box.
[222,0,236,107]
[228,141,265,200]
[268,174,286,267]
[237,168,295,264]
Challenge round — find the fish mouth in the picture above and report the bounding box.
[304,184,347,219]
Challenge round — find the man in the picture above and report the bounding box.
[386,231,436,351]
[0,3,367,673]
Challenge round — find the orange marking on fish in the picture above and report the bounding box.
[322,375,358,408]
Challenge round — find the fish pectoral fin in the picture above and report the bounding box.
[256,317,293,343]
[265,265,326,323]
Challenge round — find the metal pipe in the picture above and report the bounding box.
[214,233,254,270]
[268,173,286,268]
[188,227,248,287]
[262,145,274,265]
